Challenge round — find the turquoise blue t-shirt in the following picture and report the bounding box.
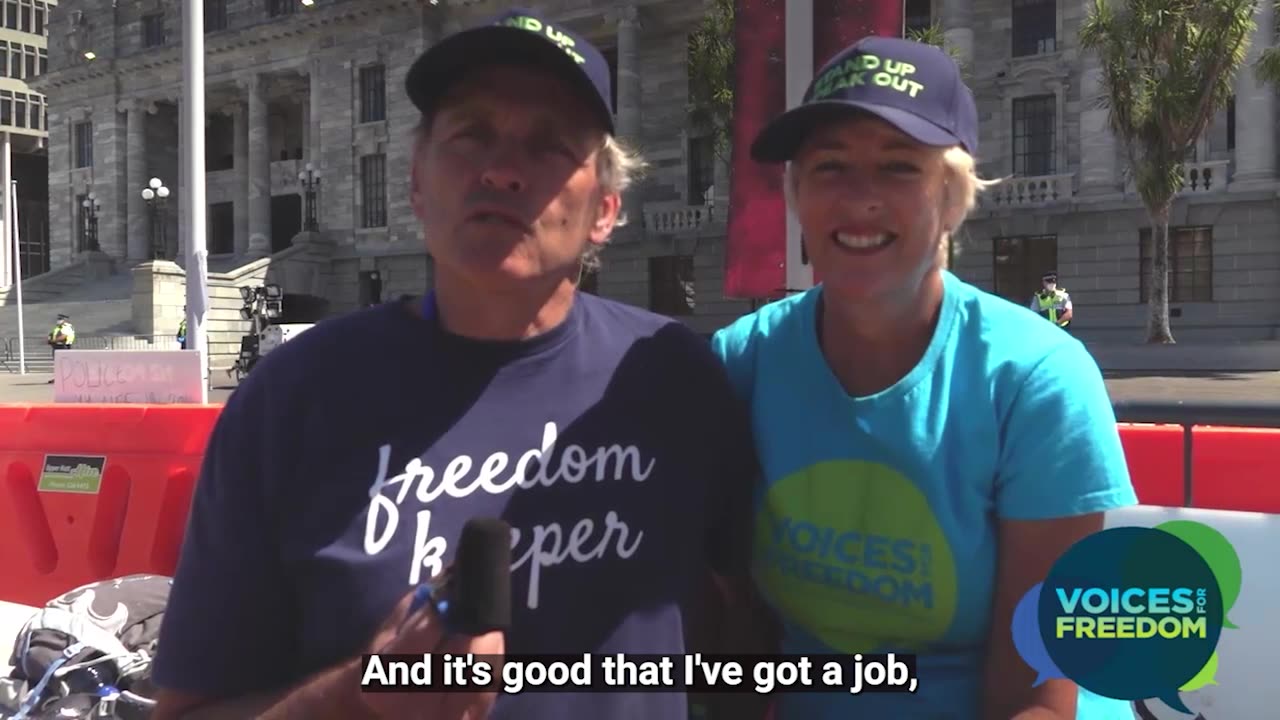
[711,271,1139,719]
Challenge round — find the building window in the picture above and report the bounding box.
[1139,226,1213,303]
[206,0,228,32]
[74,121,93,168]
[905,0,932,34]
[359,64,386,123]
[13,95,25,128]
[360,153,387,228]
[992,234,1058,304]
[1011,0,1056,57]
[74,192,87,252]
[4,2,15,30]
[1012,94,1056,176]
[648,255,695,316]
[687,135,714,205]
[23,46,34,78]
[208,202,234,254]
[267,0,296,18]
[142,13,165,48]
[34,1,43,35]
[1226,96,1236,151]
[37,47,45,75]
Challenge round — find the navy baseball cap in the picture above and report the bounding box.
[405,9,614,133]
[751,36,978,163]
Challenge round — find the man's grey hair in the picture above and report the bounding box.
[411,116,648,274]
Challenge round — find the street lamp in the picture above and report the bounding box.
[140,177,170,260]
[298,162,321,232]
[80,191,100,252]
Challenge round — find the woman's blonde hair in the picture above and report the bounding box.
[784,145,1001,268]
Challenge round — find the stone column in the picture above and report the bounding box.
[246,74,272,255]
[229,100,249,255]
[939,0,973,70]
[615,5,641,142]
[0,131,9,288]
[124,100,149,261]
[1233,0,1276,186]
[309,60,322,161]
[1078,51,1118,195]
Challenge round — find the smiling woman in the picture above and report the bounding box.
[713,35,1139,720]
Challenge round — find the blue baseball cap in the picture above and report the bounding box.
[405,8,615,133]
[751,36,978,163]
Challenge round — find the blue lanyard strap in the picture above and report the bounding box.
[421,291,435,324]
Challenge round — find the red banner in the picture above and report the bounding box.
[723,0,904,299]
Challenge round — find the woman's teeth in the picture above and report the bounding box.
[834,232,893,250]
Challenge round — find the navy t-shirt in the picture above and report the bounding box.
[151,292,757,719]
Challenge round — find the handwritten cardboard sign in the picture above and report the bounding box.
[54,349,204,404]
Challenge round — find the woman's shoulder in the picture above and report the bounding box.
[713,290,815,356]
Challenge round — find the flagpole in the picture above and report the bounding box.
[784,0,814,294]
[183,0,209,403]
[11,179,25,375]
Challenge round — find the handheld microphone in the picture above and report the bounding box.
[409,517,512,636]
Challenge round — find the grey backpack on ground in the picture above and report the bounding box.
[0,574,170,719]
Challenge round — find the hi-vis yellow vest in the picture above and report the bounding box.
[1036,290,1068,325]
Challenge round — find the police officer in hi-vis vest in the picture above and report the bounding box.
[46,313,75,383]
[1031,271,1073,332]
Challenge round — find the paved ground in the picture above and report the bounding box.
[0,367,1277,405]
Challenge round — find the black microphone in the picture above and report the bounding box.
[408,517,513,636]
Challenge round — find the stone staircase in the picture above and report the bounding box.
[0,232,339,374]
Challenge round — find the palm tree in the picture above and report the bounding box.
[686,0,735,163]
[1080,0,1257,344]
[905,23,970,79]
[1255,2,1280,83]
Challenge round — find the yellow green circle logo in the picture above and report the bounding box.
[754,460,958,653]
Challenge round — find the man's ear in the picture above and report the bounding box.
[588,191,622,245]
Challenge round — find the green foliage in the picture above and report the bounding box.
[905,23,970,78]
[1079,0,1257,342]
[1081,0,1255,209]
[686,0,735,161]
[1254,3,1280,86]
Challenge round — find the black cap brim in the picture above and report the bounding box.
[405,26,614,134]
[751,100,964,164]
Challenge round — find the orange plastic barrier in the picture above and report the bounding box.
[0,404,222,606]
[1116,423,1186,507]
[1190,426,1280,514]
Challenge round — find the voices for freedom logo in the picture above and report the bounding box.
[1011,520,1243,714]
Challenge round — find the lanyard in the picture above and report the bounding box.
[421,291,435,323]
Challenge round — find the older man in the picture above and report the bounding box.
[149,8,759,720]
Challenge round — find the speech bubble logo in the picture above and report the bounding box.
[1039,527,1223,716]
[1011,582,1066,686]
[1179,650,1219,693]
[1156,520,1242,629]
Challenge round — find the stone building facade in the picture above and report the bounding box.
[30,0,751,336]
[0,0,54,285]
[916,0,1280,342]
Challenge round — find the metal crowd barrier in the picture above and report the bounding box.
[1,335,177,372]
[1114,398,1280,511]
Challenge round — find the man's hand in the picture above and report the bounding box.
[357,586,506,720]
[254,585,506,720]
